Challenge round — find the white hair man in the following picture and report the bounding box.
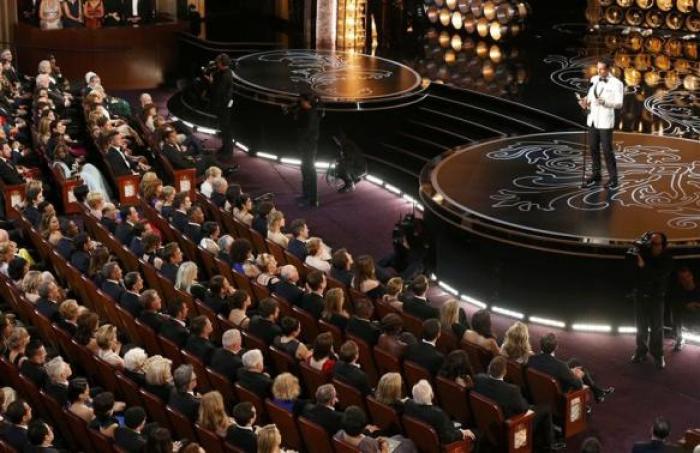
[300,383,344,435]
[209,329,243,382]
[237,349,272,397]
[44,356,72,407]
[405,379,475,444]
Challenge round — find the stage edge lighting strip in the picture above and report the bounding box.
[182,119,700,345]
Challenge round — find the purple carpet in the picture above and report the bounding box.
[139,89,700,452]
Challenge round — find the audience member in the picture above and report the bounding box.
[169,364,201,423]
[334,340,372,395]
[500,321,533,364]
[198,390,233,437]
[301,383,343,436]
[402,275,437,320]
[404,319,444,375]
[463,309,500,356]
[346,298,381,345]
[226,401,257,453]
[271,372,306,414]
[236,349,272,396]
[273,316,312,361]
[210,329,244,382]
[248,298,282,345]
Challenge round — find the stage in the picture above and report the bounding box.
[421,131,700,259]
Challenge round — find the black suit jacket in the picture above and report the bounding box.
[404,400,462,444]
[23,205,41,227]
[20,360,48,388]
[36,297,60,322]
[163,143,195,170]
[122,0,154,21]
[301,293,324,318]
[247,316,282,346]
[0,158,24,185]
[171,210,188,233]
[631,440,683,453]
[473,374,528,419]
[56,237,75,260]
[330,267,354,288]
[287,239,306,261]
[225,425,257,453]
[101,280,126,302]
[45,381,69,407]
[0,423,28,451]
[404,341,444,376]
[252,215,267,238]
[184,335,216,364]
[70,250,91,274]
[236,368,272,397]
[159,318,189,347]
[204,293,229,317]
[301,403,344,436]
[160,262,179,284]
[115,222,135,246]
[403,296,439,320]
[105,147,135,177]
[185,222,203,244]
[169,390,201,423]
[100,216,117,234]
[209,348,243,383]
[129,236,144,257]
[114,426,147,453]
[527,353,582,393]
[210,192,227,208]
[139,310,166,332]
[271,280,304,307]
[119,291,143,317]
[333,361,372,396]
[347,317,381,345]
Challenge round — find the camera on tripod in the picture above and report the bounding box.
[200,60,217,77]
[626,231,656,257]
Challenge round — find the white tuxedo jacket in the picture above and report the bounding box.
[586,75,624,129]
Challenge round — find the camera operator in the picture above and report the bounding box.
[629,232,673,369]
[204,53,236,162]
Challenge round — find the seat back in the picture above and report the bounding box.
[373,346,402,375]
[87,427,114,452]
[461,341,493,374]
[115,371,143,408]
[435,376,473,426]
[265,239,288,265]
[167,406,198,441]
[248,227,268,254]
[140,388,173,431]
[159,335,184,367]
[525,368,587,438]
[346,334,378,387]
[400,313,424,338]
[366,396,402,434]
[436,329,458,355]
[298,416,335,453]
[234,383,267,423]
[265,399,304,451]
[133,318,164,355]
[206,367,238,407]
[195,423,226,453]
[469,392,534,453]
[40,389,76,449]
[401,415,443,453]
[181,349,212,391]
[94,355,121,393]
[291,306,320,343]
[403,360,433,389]
[318,319,344,350]
[269,345,298,375]
[299,361,330,397]
[199,248,220,279]
[64,408,95,453]
[505,360,527,391]
[333,436,362,453]
[332,378,368,412]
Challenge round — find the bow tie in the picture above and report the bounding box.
[599,78,608,83]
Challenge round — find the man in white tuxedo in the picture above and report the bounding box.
[578,58,624,188]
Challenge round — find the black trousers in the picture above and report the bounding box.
[218,108,234,156]
[300,135,318,202]
[671,303,687,340]
[588,127,617,180]
[634,294,665,359]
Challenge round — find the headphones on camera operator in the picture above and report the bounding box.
[628,231,668,257]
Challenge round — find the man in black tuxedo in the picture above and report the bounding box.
[100,203,119,234]
[160,242,183,283]
[403,275,439,320]
[404,379,474,444]
[0,400,32,451]
[119,271,144,317]
[346,299,381,345]
[287,218,309,261]
[184,205,205,244]
[333,340,372,396]
[169,364,201,423]
[105,131,137,177]
[170,192,191,233]
[123,0,155,24]
[226,402,258,453]
[115,206,140,246]
[138,289,166,332]
[17,0,39,25]
[236,349,273,397]
[301,383,344,436]
[528,333,584,394]
[22,186,43,227]
[26,420,59,453]
[184,315,216,364]
[69,233,92,274]
[55,218,80,260]
[44,356,72,408]
[475,356,562,451]
[0,140,25,185]
[101,262,126,302]
[631,417,683,453]
[114,406,148,453]
[206,54,236,160]
[35,281,62,322]
[247,298,282,345]
[159,299,190,347]
[271,265,304,307]
[330,248,354,287]
[19,339,48,388]
[301,270,326,318]
[404,319,445,376]
[210,329,244,382]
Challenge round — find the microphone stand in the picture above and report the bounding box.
[576,92,588,188]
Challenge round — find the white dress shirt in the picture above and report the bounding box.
[586,74,624,129]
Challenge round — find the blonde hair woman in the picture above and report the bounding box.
[255,254,279,287]
[140,172,163,205]
[200,166,222,198]
[305,237,331,273]
[143,355,174,402]
[271,373,303,414]
[382,277,404,311]
[6,326,30,366]
[175,261,199,293]
[439,299,469,340]
[198,391,233,437]
[156,185,176,215]
[374,372,404,408]
[267,211,289,248]
[96,324,124,368]
[21,271,43,303]
[257,424,283,453]
[86,191,105,218]
[321,288,350,330]
[500,321,533,364]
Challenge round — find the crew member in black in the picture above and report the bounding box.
[206,53,236,161]
[292,93,324,207]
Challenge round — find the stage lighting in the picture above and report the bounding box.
[664,38,683,57]
[644,69,660,85]
[636,0,654,8]
[683,74,699,90]
[634,53,652,70]
[435,0,445,6]
[439,8,451,26]
[477,17,490,36]
[677,0,694,13]
[439,31,450,47]
[450,33,463,51]
[686,13,700,31]
[617,0,633,7]
[446,0,456,9]
[600,0,614,5]
[656,0,673,11]
[457,0,469,13]
[605,5,625,23]
[625,6,645,24]
[496,3,516,23]
[483,1,497,20]
[645,36,663,53]
[451,11,463,29]
[666,11,684,29]
[644,9,664,27]
[427,5,439,22]
[471,0,484,17]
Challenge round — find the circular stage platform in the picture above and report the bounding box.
[231,50,427,111]
[421,131,700,258]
